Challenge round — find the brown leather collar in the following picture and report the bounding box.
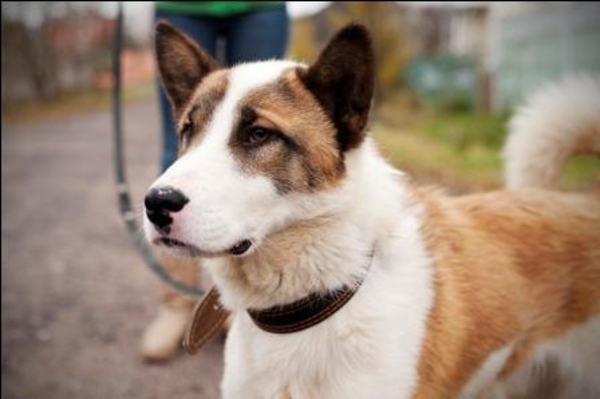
[248,251,374,334]
[183,251,374,353]
[247,284,359,334]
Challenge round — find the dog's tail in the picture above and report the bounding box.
[502,75,600,190]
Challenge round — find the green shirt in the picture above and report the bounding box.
[155,2,285,17]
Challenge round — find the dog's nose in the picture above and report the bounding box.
[145,186,189,231]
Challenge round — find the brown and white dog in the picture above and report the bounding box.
[144,22,600,398]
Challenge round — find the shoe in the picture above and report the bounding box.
[140,305,191,362]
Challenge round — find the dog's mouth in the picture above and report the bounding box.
[157,237,201,256]
[155,237,253,257]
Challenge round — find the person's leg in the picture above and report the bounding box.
[142,11,220,362]
[225,6,289,65]
[140,250,200,362]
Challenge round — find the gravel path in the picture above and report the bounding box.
[2,100,223,399]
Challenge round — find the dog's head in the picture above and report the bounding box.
[144,22,374,258]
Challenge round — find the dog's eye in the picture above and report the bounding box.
[245,127,273,146]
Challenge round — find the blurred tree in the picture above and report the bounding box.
[288,17,318,62]
[417,7,450,57]
[2,2,61,101]
[289,2,414,103]
[2,2,115,105]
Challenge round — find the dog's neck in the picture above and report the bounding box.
[206,140,406,311]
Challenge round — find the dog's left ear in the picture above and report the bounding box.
[155,21,218,117]
[299,23,375,152]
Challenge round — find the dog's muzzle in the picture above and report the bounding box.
[145,186,254,256]
[144,186,189,234]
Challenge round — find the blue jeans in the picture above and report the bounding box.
[155,7,289,171]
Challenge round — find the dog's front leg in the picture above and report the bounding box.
[221,316,291,399]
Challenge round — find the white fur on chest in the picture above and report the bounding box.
[220,201,435,399]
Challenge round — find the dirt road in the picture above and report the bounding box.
[2,100,223,399]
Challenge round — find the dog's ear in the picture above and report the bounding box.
[298,23,375,152]
[155,21,217,116]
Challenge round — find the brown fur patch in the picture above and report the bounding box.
[411,188,600,398]
[228,68,345,194]
[177,70,228,154]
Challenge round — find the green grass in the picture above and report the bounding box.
[372,122,503,193]
[420,112,508,151]
[372,92,598,192]
[561,156,600,188]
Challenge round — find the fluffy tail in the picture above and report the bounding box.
[503,75,600,190]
